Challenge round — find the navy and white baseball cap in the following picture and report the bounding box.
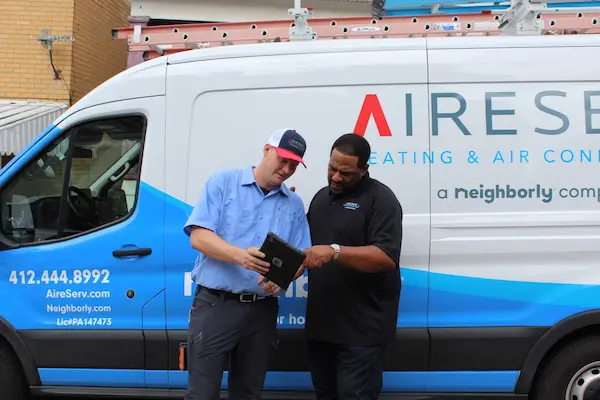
[267,128,307,168]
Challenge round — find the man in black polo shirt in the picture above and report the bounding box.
[303,133,403,400]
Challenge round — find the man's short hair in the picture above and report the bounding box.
[331,133,371,168]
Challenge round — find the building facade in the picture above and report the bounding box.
[0,0,131,165]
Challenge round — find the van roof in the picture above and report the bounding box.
[165,34,600,65]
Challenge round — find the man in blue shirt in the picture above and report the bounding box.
[183,128,312,400]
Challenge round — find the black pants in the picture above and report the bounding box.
[184,286,279,400]
[307,338,386,400]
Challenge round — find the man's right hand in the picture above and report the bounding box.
[237,246,270,274]
[293,265,305,280]
[303,245,335,269]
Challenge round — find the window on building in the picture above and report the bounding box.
[0,115,145,247]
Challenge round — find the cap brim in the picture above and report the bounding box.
[276,147,306,168]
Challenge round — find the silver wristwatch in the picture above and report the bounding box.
[330,243,340,260]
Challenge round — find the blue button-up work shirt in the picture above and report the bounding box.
[184,166,312,296]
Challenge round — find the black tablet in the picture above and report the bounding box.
[259,232,307,290]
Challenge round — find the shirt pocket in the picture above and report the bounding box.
[219,207,256,242]
[273,207,297,243]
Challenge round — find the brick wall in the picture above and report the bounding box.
[0,0,75,104]
[0,0,131,105]
[71,0,131,104]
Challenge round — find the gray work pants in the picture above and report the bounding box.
[184,285,279,400]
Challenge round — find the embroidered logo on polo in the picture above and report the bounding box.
[343,201,360,211]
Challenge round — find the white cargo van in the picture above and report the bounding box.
[0,14,599,400]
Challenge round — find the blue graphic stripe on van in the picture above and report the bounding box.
[404,269,591,328]
[430,271,600,308]
[38,368,519,393]
[427,271,600,327]
[39,368,146,387]
[153,181,600,328]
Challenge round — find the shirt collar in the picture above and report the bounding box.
[241,166,256,186]
[241,166,289,197]
[279,184,292,197]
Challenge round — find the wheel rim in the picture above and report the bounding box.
[566,361,600,400]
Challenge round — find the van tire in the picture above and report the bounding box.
[0,340,29,400]
[531,335,600,400]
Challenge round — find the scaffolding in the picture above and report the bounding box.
[112,0,600,61]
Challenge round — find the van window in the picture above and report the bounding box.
[0,115,146,246]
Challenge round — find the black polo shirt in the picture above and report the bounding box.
[305,174,403,347]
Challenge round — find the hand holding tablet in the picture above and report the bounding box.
[258,232,307,290]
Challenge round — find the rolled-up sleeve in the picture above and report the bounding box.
[183,174,224,237]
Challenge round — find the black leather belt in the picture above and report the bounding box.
[198,285,273,303]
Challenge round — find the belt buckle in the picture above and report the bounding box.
[239,292,257,303]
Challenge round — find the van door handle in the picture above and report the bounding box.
[113,248,152,258]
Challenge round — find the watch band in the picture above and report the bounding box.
[330,243,340,260]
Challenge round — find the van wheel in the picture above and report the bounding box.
[0,341,29,400]
[532,335,600,400]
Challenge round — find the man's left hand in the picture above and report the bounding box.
[257,275,281,296]
[304,245,335,269]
